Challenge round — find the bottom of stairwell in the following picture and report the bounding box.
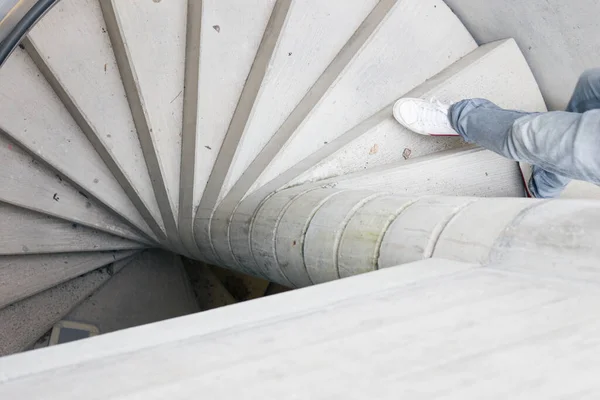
[21,253,292,354]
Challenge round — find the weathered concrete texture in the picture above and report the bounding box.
[103,0,185,241]
[179,0,278,258]
[6,258,600,398]
[226,188,600,287]
[112,0,186,216]
[222,148,524,283]
[202,38,545,272]
[201,0,477,269]
[209,265,270,302]
[0,47,155,240]
[185,0,275,212]
[0,133,149,243]
[313,148,524,198]
[26,0,165,241]
[444,0,600,110]
[182,259,237,311]
[0,257,133,356]
[0,251,138,309]
[561,177,600,200]
[221,0,380,200]
[253,0,476,196]
[234,162,509,282]
[0,202,145,255]
[286,39,546,188]
[194,0,292,265]
[65,250,198,335]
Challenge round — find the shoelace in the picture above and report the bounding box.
[413,99,451,130]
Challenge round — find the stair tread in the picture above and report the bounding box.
[287,39,548,188]
[0,1,567,293]
[65,250,198,335]
[180,0,277,252]
[0,48,156,241]
[194,0,293,262]
[0,133,150,243]
[219,0,381,202]
[247,0,477,198]
[0,251,139,309]
[182,259,237,311]
[0,256,134,356]
[26,0,165,239]
[0,202,146,255]
[205,0,478,266]
[314,147,524,198]
[107,0,187,226]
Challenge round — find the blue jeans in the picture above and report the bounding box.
[449,69,600,198]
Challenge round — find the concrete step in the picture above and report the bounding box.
[0,202,146,255]
[226,145,525,283]
[202,0,478,265]
[248,0,477,196]
[286,39,547,187]
[182,259,237,311]
[0,133,150,244]
[0,251,138,309]
[310,147,525,198]
[0,47,158,242]
[0,256,134,356]
[219,0,382,202]
[63,250,198,336]
[194,0,294,261]
[25,0,165,241]
[562,179,600,200]
[100,0,188,235]
[98,0,186,241]
[178,0,278,255]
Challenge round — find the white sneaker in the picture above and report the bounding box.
[393,98,460,136]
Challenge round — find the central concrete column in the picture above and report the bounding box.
[208,187,600,287]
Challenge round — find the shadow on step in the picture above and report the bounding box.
[181,258,293,311]
[25,253,293,354]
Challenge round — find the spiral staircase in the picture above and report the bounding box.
[1,0,600,396]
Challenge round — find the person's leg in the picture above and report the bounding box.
[566,68,600,113]
[449,98,600,198]
[449,98,533,157]
[530,68,600,196]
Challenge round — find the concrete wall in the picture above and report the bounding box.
[445,0,600,110]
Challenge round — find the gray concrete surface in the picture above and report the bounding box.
[0,257,132,356]
[286,39,545,189]
[65,250,198,335]
[0,251,137,309]
[445,0,600,110]
[6,258,600,398]
[182,259,237,311]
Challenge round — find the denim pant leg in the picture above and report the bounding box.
[449,98,533,157]
[567,68,600,112]
[448,98,546,197]
[531,68,600,196]
[449,69,600,198]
